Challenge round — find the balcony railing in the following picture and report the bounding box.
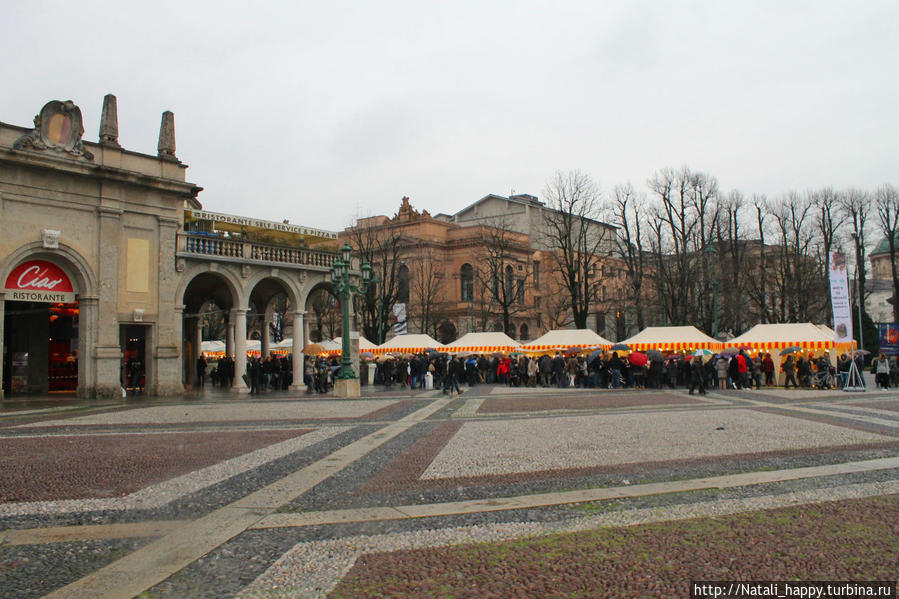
[177,233,337,269]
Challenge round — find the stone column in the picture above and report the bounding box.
[0,294,4,401]
[261,317,271,358]
[226,317,235,358]
[155,217,182,395]
[95,206,124,398]
[78,296,100,399]
[173,304,185,385]
[231,308,249,393]
[289,310,306,391]
[194,322,203,386]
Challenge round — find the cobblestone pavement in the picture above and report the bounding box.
[0,384,897,598]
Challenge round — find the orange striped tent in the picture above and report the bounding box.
[521,329,613,354]
[323,336,379,357]
[443,332,520,354]
[724,323,856,354]
[620,326,723,353]
[376,333,442,355]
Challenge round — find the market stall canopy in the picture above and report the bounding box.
[521,329,613,353]
[443,332,519,354]
[620,326,723,352]
[378,333,442,354]
[319,339,342,356]
[326,336,379,356]
[200,340,225,354]
[725,323,856,353]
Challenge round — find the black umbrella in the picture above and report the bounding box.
[646,349,664,361]
[779,346,803,356]
[610,343,630,351]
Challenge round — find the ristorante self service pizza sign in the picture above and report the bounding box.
[4,260,76,303]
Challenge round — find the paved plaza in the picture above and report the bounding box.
[1,384,897,598]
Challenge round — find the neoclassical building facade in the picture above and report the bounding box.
[1,96,338,399]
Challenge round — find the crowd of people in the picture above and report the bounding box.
[196,354,294,394]
[196,349,899,395]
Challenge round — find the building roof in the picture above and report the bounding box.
[871,232,899,256]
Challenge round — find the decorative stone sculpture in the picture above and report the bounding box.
[99,94,121,148]
[157,110,177,161]
[13,100,94,160]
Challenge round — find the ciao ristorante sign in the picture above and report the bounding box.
[4,260,76,303]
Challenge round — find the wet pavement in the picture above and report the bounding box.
[0,383,896,597]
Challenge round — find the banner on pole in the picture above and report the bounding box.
[392,303,407,336]
[878,323,899,356]
[829,252,853,344]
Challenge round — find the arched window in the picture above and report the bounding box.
[505,265,514,299]
[397,264,410,303]
[461,264,474,301]
[519,323,529,340]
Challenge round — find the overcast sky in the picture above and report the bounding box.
[3,1,897,231]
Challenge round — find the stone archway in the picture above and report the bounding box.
[180,270,241,389]
[1,243,98,399]
[304,282,339,343]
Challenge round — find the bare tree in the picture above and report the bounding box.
[542,170,609,328]
[345,220,406,344]
[768,192,829,322]
[874,183,899,322]
[840,187,872,311]
[811,187,844,324]
[200,301,227,341]
[609,183,649,330]
[536,275,575,332]
[646,166,720,327]
[743,195,772,324]
[472,220,531,336]
[406,244,447,337]
[714,190,745,335]
[308,288,339,341]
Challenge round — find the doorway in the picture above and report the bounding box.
[120,325,147,394]
[3,301,79,395]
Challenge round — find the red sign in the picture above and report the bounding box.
[4,260,76,303]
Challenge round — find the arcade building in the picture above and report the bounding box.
[0,96,337,400]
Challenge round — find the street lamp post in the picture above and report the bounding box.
[330,242,373,394]
[705,245,719,338]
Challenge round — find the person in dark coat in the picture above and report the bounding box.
[797,356,811,388]
[608,352,624,389]
[552,353,567,388]
[249,357,262,395]
[728,355,741,389]
[539,354,552,387]
[688,357,706,395]
[783,355,798,389]
[196,355,207,388]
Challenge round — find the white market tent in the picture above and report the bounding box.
[620,326,723,352]
[324,336,379,356]
[378,333,442,354]
[200,340,225,354]
[725,323,855,354]
[443,332,519,353]
[200,339,264,357]
[521,329,613,353]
